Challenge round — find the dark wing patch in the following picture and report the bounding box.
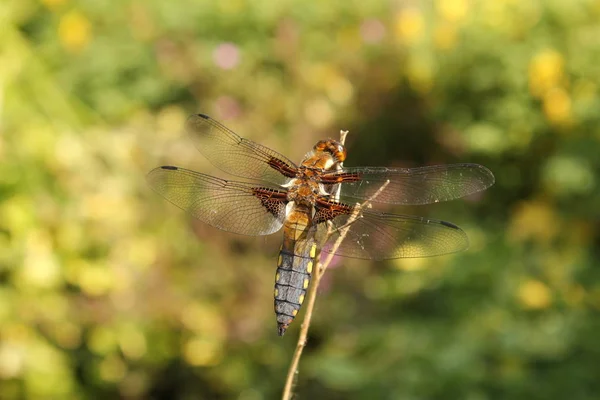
[147,166,287,236]
[313,198,353,224]
[320,163,495,205]
[186,114,298,185]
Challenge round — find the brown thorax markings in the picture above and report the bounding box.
[282,139,347,208]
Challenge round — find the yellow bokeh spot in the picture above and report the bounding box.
[183,337,223,366]
[77,264,114,296]
[88,327,118,355]
[406,57,434,94]
[23,341,73,395]
[437,0,469,23]
[304,63,337,89]
[180,303,226,337]
[157,106,187,139]
[543,88,572,126]
[19,230,62,289]
[1,196,34,237]
[118,327,147,360]
[434,24,458,50]
[59,10,92,53]
[0,343,25,379]
[529,49,565,97]
[55,132,88,170]
[99,355,127,383]
[123,237,157,271]
[326,75,354,106]
[508,200,559,244]
[395,8,425,44]
[518,280,552,310]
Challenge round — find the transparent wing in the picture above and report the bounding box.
[186,114,298,185]
[147,166,287,236]
[321,163,495,205]
[321,209,469,260]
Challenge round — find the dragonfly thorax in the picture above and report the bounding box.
[286,179,320,206]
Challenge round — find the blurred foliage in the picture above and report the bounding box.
[1,0,600,398]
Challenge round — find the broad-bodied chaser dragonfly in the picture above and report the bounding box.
[148,114,495,336]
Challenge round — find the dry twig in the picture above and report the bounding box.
[281,129,389,400]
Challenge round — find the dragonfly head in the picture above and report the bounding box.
[314,139,347,163]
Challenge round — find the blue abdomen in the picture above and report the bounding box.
[274,238,317,336]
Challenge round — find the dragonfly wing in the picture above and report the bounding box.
[186,114,298,185]
[321,163,495,205]
[320,208,469,260]
[147,166,287,236]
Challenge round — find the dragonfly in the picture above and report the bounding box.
[147,114,495,336]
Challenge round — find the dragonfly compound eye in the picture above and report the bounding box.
[314,140,328,151]
[335,144,347,162]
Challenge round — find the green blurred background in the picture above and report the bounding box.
[2,0,600,398]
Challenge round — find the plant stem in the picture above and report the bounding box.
[281,176,390,400]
